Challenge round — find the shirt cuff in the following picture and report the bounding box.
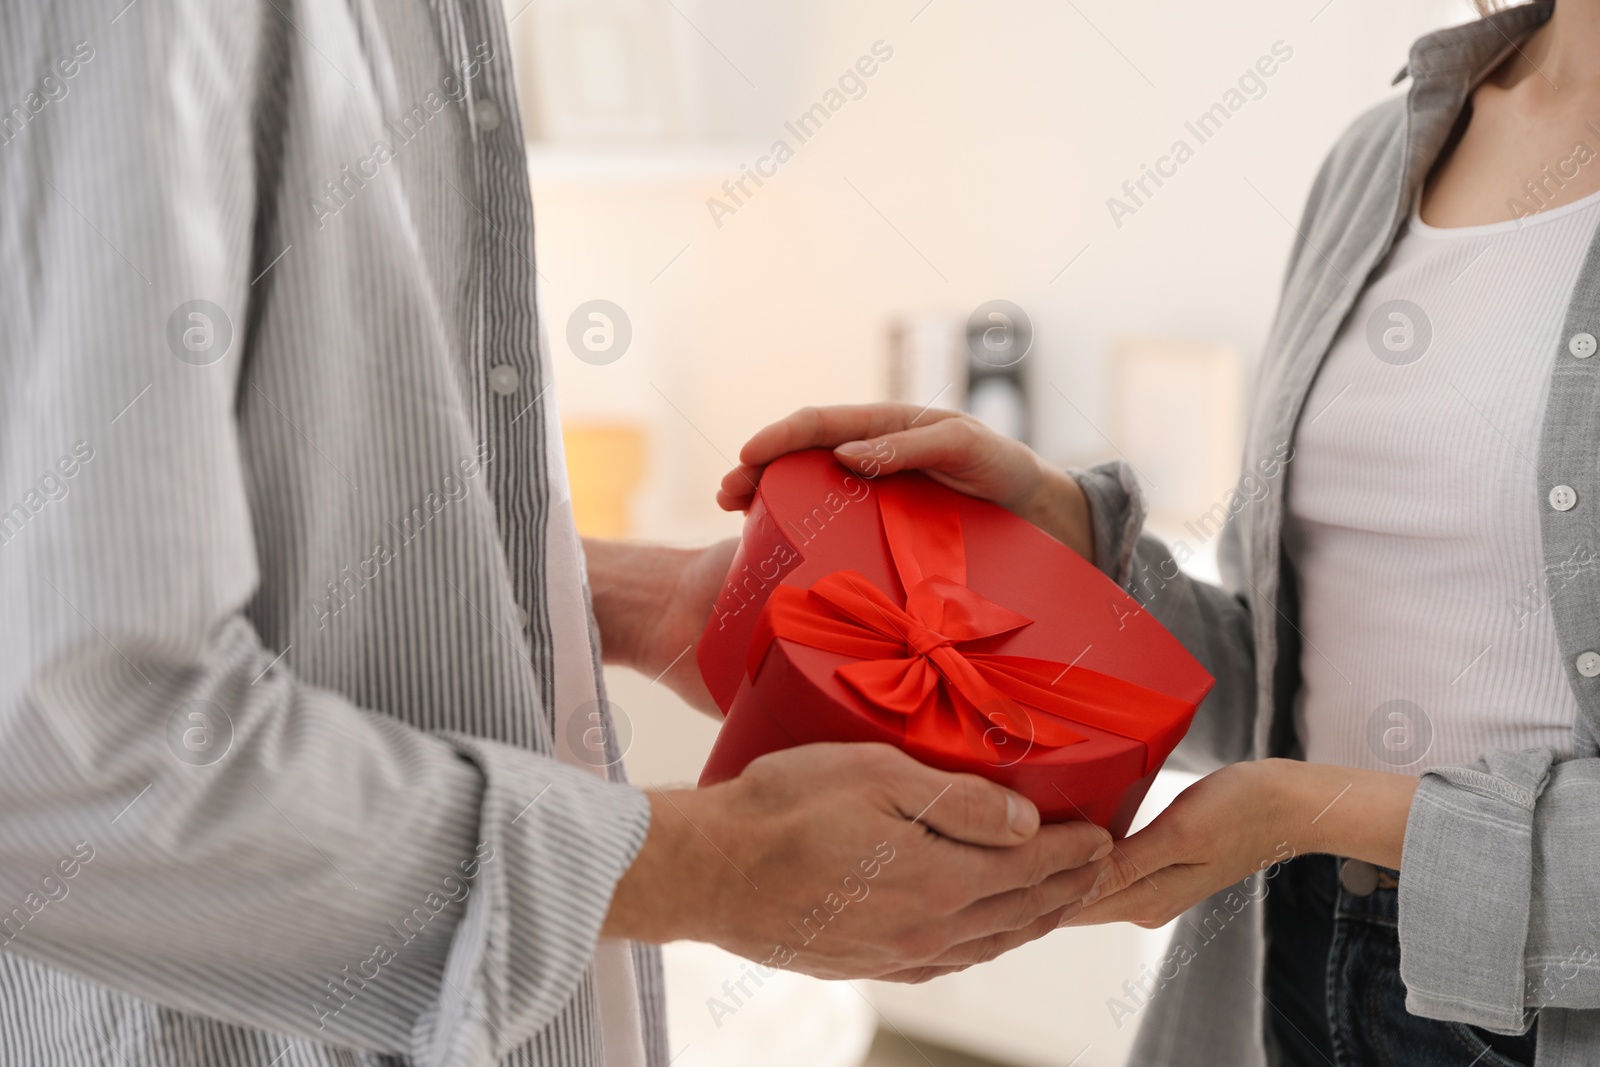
[1068,459,1148,588]
[1397,747,1556,1034]
[424,735,653,1065]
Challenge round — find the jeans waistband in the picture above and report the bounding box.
[1291,853,1401,924]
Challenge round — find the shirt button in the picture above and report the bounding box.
[489,364,520,395]
[1578,651,1600,678]
[1571,332,1597,358]
[1550,484,1578,512]
[473,99,501,133]
[515,605,529,629]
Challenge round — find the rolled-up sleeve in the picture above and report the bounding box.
[1070,458,1150,587]
[1399,747,1600,1034]
[1069,459,1259,770]
[9,633,651,1063]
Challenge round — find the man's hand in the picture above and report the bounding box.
[1064,759,1418,930]
[717,404,1095,560]
[585,538,736,716]
[603,743,1113,982]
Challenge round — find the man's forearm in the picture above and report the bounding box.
[602,787,728,944]
[583,537,737,716]
[583,538,691,670]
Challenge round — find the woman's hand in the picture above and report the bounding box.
[718,403,1096,560]
[1066,759,1419,929]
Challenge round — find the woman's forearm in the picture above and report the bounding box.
[1274,758,1419,869]
[1015,463,1096,560]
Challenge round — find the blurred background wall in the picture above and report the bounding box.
[502,1,1480,1064]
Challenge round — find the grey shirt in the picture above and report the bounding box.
[1073,4,1600,1064]
[0,2,662,1065]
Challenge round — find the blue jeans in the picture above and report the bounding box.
[1264,854,1538,1067]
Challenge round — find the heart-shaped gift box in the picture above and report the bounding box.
[697,449,1213,834]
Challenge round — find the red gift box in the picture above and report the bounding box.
[696,449,1213,835]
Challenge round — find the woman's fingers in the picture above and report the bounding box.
[741,404,960,468]
[830,417,994,484]
[718,403,1037,513]
[1062,862,1215,929]
[1059,808,1233,928]
[717,404,965,511]
[715,464,766,511]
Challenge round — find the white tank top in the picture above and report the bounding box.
[1285,189,1600,773]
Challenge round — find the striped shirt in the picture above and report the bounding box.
[1287,191,1599,773]
[0,2,663,1065]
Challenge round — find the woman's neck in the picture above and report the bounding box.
[1504,1,1600,95]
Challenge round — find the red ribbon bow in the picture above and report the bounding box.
[748,478,1188,769]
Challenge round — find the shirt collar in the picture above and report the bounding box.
[1385,3,1554,227]
[1394,1,1552,85]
